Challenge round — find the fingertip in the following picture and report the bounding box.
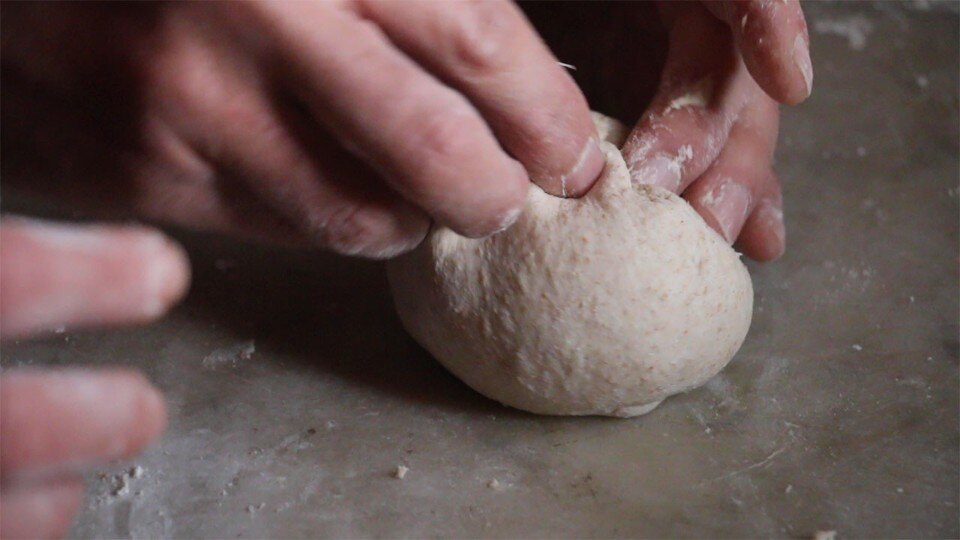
[792,33,814,101]
[0,479,85,540]
[735,3,812,106]
[0,369,169,471]
[756,33,812,106]
[0,219,193,339]
[630,155,684,194]
[689,180,753,243]
[538,135,605,199]
[457,191,528,239]
[137,230,191,320]
[566,137,606,198]
[737,199,786,261]
[314,199,431,260]
[128,373,169,457]
[87,369,168,461]
[492,203,524,234]
[438,160,529,239]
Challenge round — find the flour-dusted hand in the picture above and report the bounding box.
[2,1,603,258]
[620,1,809,262]
[0,218,185,539]
[524,1,811,261]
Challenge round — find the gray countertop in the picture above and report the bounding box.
[4,1,958,538]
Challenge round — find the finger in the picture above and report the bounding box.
[736,177,785,262]
[190,89,430,259]
[703,0,812,105]
[683,90,780,244]
[0,218,190,340]
[354,0,604,197]
[623,4,751,195]
[142,27,430,258]
[261,2,529,237]
[1,73,308,248]
[132,115,314,247]
[0,369,166,474]
[0,479,84,540]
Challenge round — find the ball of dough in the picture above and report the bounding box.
[387,114,753,417]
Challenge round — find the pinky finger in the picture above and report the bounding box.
[736,182,786,262]
[0,479,85,540]
[0,217,190,340]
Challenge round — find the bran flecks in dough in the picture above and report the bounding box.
[387,113,753,417]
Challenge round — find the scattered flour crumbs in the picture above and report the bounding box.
[202,340,256,370]
[814,14,874,50]
[95,465,146,505]
[487,479,507,491]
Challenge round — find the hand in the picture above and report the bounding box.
[1,1,604,259]
[0,217,188,539]
[525,0,812,260]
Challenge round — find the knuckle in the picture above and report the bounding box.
[147,42,226,117]
[410,105,484,173]
[448,0,520,74]
[339,20,395,68]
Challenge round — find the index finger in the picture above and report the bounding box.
[355,0,605,197]
[704,0,813,105]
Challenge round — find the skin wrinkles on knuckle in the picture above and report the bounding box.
[329,19,397,76]
[142,115,217,189]
[445,0,521,77]
[400,107,491,197]
[308,202,421,258]
[146,49,268,174]
[145,30,230,118]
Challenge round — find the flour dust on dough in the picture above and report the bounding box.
[387,113,753,417]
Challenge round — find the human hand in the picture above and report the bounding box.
[525,0,812,261]
[0,217,188,539]
[1,1,604,259]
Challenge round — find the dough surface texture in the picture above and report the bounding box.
[387,114,753,417]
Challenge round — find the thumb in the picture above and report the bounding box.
[0,216,190,340]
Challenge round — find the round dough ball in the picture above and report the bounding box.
[387,114,753,417]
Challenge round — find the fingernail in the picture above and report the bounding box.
[793,34,813,96]
[139,232,190,318]
[493,205,523,234]
[558,137,605,198]
[698,181,752,243]
[631,156,682,192]
[756,200,786,258]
